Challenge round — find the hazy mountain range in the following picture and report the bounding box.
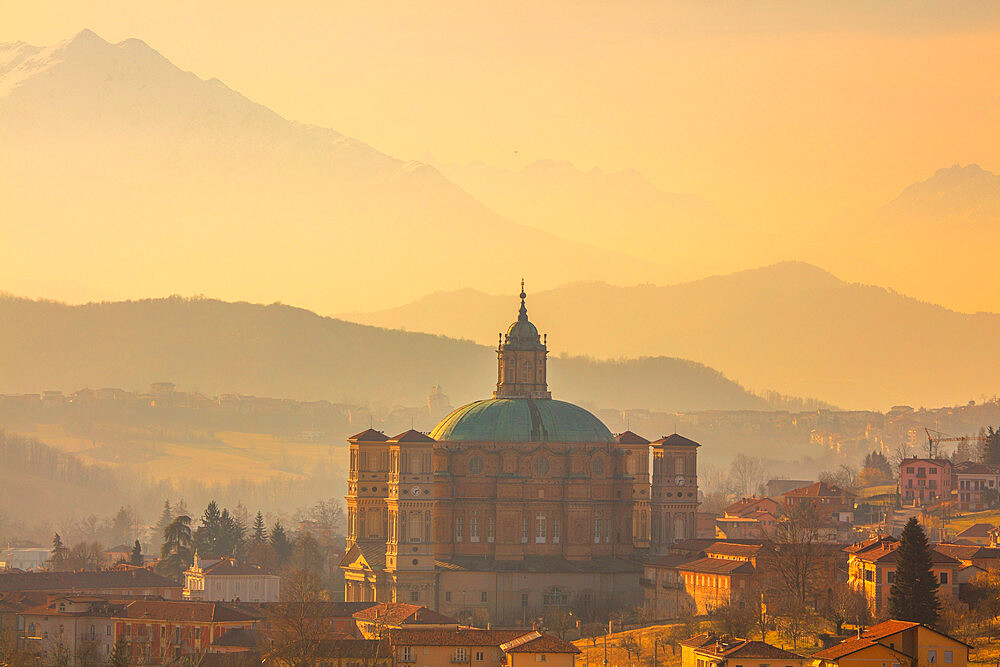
[0,293,801,413]
[0,30,653,313]
[344,262,1000,409]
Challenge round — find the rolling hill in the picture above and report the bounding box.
[343,262,1000,409]
[0,293,793,413]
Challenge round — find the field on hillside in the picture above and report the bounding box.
[10,424,348,484]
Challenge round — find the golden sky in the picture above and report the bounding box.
[4,1,999,232]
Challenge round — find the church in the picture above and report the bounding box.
[340,285,700,624]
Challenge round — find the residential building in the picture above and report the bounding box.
[184,556,280,602]
[19,595,122,664]
[812,620,970,667]
[351,602,457,639]
[681,632,806,667]
[954,463,1000,511]
[714,497,779,539]
[341,288,698,624]
[899,458,953,505]
[0,569,183,599]
[643,541,761,617]
[0,548,51,571]
[954,523,995,545]
[388,627,578,667]
[845,537,961,614]
[780,481,855,524]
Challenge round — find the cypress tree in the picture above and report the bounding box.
[129,539,143,567]
[50,533,68,570]
[888,518,941,626]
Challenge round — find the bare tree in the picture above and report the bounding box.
[262,569,330,666]
[730,455,767,498]
[761,501,829,607]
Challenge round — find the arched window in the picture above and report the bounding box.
[534,457,550,476]
[468,456,483,474]
[543,587,568,606]
[593,458,605,477]
[675,456,685,475]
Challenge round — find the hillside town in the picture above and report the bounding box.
[2,295,999,666]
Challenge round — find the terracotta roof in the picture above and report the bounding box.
[651,433,700,447]
[389,627,524,647]
[644,554,696,568]
[390,429,435,443]
[212,628,261,648]
[677,557,755,575]
[955,463,1000,475]
[722,497,777,518]
[349,428,389,442]
[119,600,258,623]
[0,591,47,612]
[844,535,896,555]
[861,619,920,639]
[353,602,457,626]
[813,636,886,660]
[782,481,852,498]
[957,523,996,538]
[500,631,580,654]
[615,431,650,445]
[704,543,762,559]
[682,633,802,660]
[680,632,718,649]
[0,569,181,593]
[200,558,277,577]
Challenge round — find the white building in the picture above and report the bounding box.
[183,556,280,602]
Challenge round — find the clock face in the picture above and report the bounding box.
[411,486,421,496]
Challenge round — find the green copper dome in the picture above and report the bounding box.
[430,398,614,443]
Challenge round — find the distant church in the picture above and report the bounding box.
[340,284,700,623]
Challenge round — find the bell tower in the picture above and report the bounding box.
[493,281,551,400]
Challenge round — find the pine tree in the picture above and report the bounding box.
[49,533,68,570]
[888,518,941,626]
[129,539,143,567]
[983,426,1000,464]
[252,511,268,543]
[194,500,223,557]
[270,521,293,566]
[154,500,173,549]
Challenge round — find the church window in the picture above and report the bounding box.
[468,456,483,474]
[424,510,432,543]
[536,513,546,543]
[553,518,561,544]
[470,511,480,542]
[522,517,529,543]
[604,518,611,543]
[543,587,567,606]
[593,458,604,476]
[521,592,529,607]
[410,591,419,602]
[456,515,463,542]
[534,457,550,475]
[594,513,602,544]
[487,517,495,543]
[675,456,685,475]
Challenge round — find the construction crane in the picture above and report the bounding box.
[924,428,987,459]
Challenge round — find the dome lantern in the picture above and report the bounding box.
[494,282,550,399]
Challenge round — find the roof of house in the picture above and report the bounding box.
[677,557,755,575]
[315,639,390,658]
[389,627,525,647]
[813,636,891,660]
[681,633,802,660]
[0,569,181,593]
[353,602,457,626]
[499,631,580,654]
[900,458,952,467]
[119,600,258,623]
[212,628,261,648]
[957,523,996,539]
[644,554,697,569]
[199,558,277,577]
[704,543,762,559]
[844,535,897,555]
[862,619,971,649]
[782,481,853,499]
[852,541,960,565]
[722,497,777,518]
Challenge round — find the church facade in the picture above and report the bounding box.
[341,286,700,624]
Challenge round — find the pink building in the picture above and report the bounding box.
[900,458,953,505]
